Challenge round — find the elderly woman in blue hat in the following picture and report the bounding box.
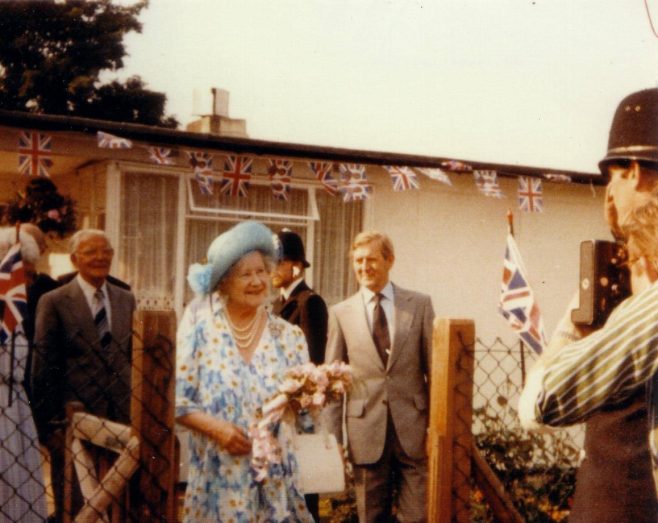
[175,221,313,522]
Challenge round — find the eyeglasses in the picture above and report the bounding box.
[76,248,114,258]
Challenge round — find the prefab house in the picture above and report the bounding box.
[0,108,610,347]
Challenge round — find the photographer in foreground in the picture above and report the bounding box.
[519,88,658,521]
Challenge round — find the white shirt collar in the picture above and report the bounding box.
[361,281,394,304]
[76,274,109,309]
[280,277,305,301]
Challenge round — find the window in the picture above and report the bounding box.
[119,169,362,314]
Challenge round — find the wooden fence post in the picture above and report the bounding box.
[131,310,177,521]
[427,318,475,523]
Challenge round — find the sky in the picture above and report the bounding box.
[115,0,658,174]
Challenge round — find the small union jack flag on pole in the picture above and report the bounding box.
[518,177,544,213]
[474,170,504,198]
[187,151,214,195]
[221,156,252,198]
[147,147,174,165]
[339,163,371,202]
[384,166,420,192]
[499,232,547,354]
[308,162,339,196]
[18,131,53,177]
[0,242,27,345]
[267,159,292,200]
[97,131,133,149]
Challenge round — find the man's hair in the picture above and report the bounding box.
[619,163,658,262]
[350,231,395,261]
[69,229,112,254]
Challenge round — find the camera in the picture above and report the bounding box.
[570,240,631,327]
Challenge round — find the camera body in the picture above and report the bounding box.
[571,240,631,327]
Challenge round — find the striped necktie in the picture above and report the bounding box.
[94,288,112,349]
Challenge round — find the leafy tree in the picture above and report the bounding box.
[0,0,177,127]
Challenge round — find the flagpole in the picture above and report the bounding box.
[507,209,527,388]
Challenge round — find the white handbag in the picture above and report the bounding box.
[292,430,346,495]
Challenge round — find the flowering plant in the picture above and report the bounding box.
[249,361,352,482]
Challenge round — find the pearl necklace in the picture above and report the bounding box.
[226,308,263,350]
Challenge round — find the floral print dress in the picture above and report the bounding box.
[176,293,314,523]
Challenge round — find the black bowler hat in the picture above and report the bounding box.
[600,88,658,171]
[277,229,310,268]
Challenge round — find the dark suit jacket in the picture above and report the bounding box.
[324,283,434,464]
[272,281,328,365]
[31,278,136,439]
[23,272,60,402]
[57,271,131,290]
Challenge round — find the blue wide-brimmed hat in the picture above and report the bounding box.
[187,221,278,295]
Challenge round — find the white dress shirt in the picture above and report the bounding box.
[76,274,112,330]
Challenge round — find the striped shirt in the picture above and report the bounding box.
[519,279,658,481]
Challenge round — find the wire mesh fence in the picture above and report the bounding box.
[467,337,583,522]
[3,315,585,522]
[2,316,176,523]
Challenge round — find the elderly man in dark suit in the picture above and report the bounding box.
[31,228,135,523]
[324,230,434,523]
[271,229,328,521]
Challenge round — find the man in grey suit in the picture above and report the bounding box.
[324,231,434,523]
[31,229,135,523]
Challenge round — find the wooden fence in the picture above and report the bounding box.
[427,318,523,522]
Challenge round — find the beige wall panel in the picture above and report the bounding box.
[365,169,609,344]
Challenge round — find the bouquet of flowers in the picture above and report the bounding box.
[249,361,352,482]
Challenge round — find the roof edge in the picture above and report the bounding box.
[0,108,604,184]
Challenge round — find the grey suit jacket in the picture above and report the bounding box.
[324,284,434,464]
[31,278,136,437]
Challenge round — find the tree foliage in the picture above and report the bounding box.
[0,0,177,127]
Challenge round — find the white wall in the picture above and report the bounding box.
[364,168,610,345]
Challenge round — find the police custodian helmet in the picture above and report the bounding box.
[600,88,658,173]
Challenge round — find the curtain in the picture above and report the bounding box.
[120,172,178,310]
[313,191,362,306]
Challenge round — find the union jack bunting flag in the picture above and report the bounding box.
[97,131,133,149]
[518,177,544,213]
[18,131,53,177]
[474,170,504,198]
[222,156,252,198]
[148,147,174,165]
[441,160,472,172]
[0,242,27,345]
[384,166,420,192]
[339,163,371,202]
[267,159,292,200]
[415,167,452,186]
[544,173,572,183]
[499,233,547,354]
[308,162,339,196]
[187,151,214,195]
